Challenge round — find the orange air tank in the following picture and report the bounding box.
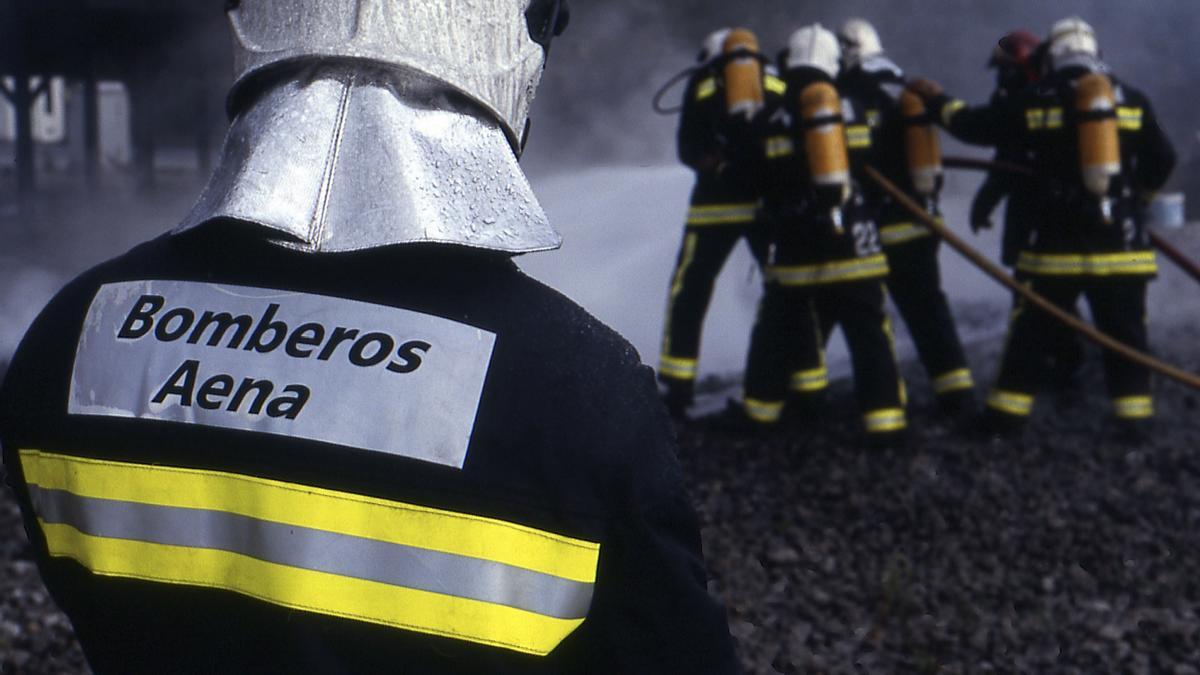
[899,88,943,197]
[1075,72,1121,197]
[799,81,850,203]
[722,29,764,120]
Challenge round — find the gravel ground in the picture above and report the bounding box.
[682,326,1200,674]
[3,326,1200,674]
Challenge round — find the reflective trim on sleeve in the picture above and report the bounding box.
[696,77,718,101]
[845,125,872,149]
[1015,251,1158,277]
[933,368,975,395]
[790,366,829,393]
[765,135,796,159]
[19,450,600,657]
[1117,106,1143,131]
[659,355,699,381]
[1026,107,1045,130]
[864,408,907,434]
[764,75,787,96]
[987,390,1034,417]
[744,398,784,424]
[1045,107,1064,130]
[768,254,890,287]
[879,222,933,247]
[1113,396,1153,419]
[686,203,759,226]
[940,99,969,126]
[940,99,967,127]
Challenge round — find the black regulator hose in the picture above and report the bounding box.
[652,66,699,116]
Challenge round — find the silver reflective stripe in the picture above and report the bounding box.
[29,486,592,620]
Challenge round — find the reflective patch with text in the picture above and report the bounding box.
[70,281,496,468]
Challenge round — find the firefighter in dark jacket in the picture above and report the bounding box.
[972,30,1086,388]
[835,19,976,417]
[916,16,1176,436]
[739,24,907,442]
[970,29,1043,263]
[0,2,744,673]
[658,27,786,419]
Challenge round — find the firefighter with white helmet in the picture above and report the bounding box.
[734,23,906,443]
[915,16,1177,438]
[0,1,745,672]
[657,27,787,420]
[835,18,977,420]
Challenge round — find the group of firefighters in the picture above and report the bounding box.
[657,17,1177,444]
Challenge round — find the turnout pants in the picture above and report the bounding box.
[987,276,1152,421]
[743,277,907,436]
[659,211,768,385]
[881,233,975,403]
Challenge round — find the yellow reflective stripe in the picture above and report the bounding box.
[933,368,975,395]
[790,367,829,392]
[769,254,890,286]
[1045,107,1064,130]
[696,77,717,101]
[987,390,1034,416]
[1026,107,1045,130]
[1117,106,1143,131]
[845,125,872,149]
[878,222,932,246]
[941,99,967,127]
[19,450,599,583]
[744,398,783,423]
[764,75,787,96]
[864,408,907,433]
[658,355,698,380]
[1016,251,1158,277]
[765,135,795,159]
[1113,396,1153,419]
[39,523,579,656]
[686,202,758,226]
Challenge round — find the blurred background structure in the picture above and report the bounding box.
[0,0,228,203]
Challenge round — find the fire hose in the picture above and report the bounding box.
[863,163,1200,392]
[942,155,1200,287]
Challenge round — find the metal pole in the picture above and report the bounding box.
[864,164,1200,392]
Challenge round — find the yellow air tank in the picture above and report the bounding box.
[900,88,943,197]
[799,81,850,204]
[723,29,764,120]
[1075,72,1121,198]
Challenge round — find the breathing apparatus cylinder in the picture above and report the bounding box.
[722,29,764,120]
[799,81,851,208]
[1075,72,1121,199]
[899,88,943,197]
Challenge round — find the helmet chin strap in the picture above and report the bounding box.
[526,0,570,56]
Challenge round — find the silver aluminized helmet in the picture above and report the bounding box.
[837,18,883,70]
[176,1,571,254]
[1047,16,1101,72]
[227,0,567,151]
[698,28,732,64]
[786,24,841,79]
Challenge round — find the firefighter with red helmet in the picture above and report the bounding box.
[658,28,787,420]
[970,29,1043,261]
[915,17,1177,438]
[736,24,907,443]
[835,19,977,419]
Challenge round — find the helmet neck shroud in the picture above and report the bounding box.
[181,64,560,255]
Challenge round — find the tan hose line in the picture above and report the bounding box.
[864,163,1200,392]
